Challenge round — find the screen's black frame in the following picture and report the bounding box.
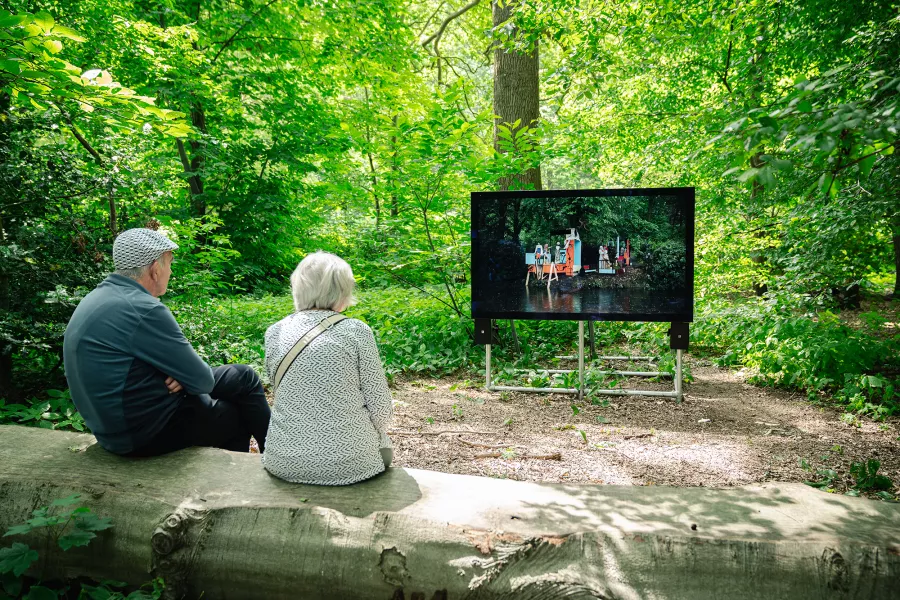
[470,187,695,323]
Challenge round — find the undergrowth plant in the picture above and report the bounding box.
[0,389,86,432]
[0,494,163,599]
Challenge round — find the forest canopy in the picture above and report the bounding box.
[1,0,898,415]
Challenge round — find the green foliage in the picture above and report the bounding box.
[849,459,894,493]
[0,388,86,431]
[0,494,163,599]
[692,292,899,412]
[0,0,897,428]
[644,240,687,291]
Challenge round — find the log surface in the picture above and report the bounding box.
[1,425,898,599]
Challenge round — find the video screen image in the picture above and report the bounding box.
[471,188,694,322]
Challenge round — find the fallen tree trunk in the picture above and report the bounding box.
[0,425,898,599]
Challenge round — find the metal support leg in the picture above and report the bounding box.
[588,320,597,361]
[578,321,585,401]
[675,348,683,403]
[486,344,492,391]
[508,320,520,354]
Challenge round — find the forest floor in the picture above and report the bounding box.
[384,359,900,494]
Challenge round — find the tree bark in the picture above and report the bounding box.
[492,0,541,193]
[892,214,900,298]
[390,115,399,218]
[188,102,207,218]
[0,92,13,398]
[1,426,899,600]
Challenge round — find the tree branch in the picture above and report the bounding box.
[212,34,310,45]
[422,0,481,81]
[421,0,481,48]
[69,126,103,164]
[176,138,203,196]
[212,0,280,64]
[721,20,734,93]
[417,1,447,40]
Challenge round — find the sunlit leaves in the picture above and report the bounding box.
[0,9,190,137]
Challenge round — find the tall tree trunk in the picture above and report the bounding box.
[892,214,900,298]
[749,153,768,296]
[746,21,769,296]
[189,102,207,218]
[0,92,13,398]
[390,115,399,218]
[364,88,381,229]
[492,0,541,193]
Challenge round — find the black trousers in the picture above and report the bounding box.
[128,364,271,457]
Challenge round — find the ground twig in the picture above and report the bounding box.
[389,429,495,437]
[475,452,562,460]
[458,438,525,449]
[623,433,654,439]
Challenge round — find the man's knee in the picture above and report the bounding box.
[232,364,261,386]
[214,364,262,392]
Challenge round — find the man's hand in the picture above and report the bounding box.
[165,376,183,394]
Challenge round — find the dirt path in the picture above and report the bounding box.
[387,360,900,495]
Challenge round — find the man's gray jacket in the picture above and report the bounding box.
[63,274,214,454]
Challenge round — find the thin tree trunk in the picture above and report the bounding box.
[390,115,399,218]
[492,1,541,193]
[189,102,207,218]
[107,179,117,236]
[747,21,769,296]
[749,153,767,296]
[0,92,13,398]
[364,88,381,228]
[892,216,900,298]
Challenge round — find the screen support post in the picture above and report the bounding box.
[578,321,585,402]
[483,321,683,402]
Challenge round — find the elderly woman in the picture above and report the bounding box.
[262,251,393,485]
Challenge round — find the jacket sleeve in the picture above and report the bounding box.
[130,304,215,395]
[357,322,393,433]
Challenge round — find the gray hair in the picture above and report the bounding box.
[115,265,151,281]
[113,251,170,281]
[290,251,356,312]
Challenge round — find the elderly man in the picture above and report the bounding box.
[63,228,271,457]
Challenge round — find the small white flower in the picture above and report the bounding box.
[142,123,152,134]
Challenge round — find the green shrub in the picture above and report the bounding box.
[692,291,899,415]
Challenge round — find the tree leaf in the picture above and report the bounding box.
[58,529,96,551]
[0,60,20,74]
[2,524,33,537]
[1,570,23,596]
[858,152,876,180]
[23,585,58,600]
[0,13,31,28]
[51,494,81,507]
[73,512,113,533]
[0,543,39,577]
[32,10,54,33]
[42,39,62,54]
[50,25,85,42]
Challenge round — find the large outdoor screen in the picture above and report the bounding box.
[471,188,694,322]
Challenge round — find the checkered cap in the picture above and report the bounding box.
[112,228,178,270]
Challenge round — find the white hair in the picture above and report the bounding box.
[114,251,170,281]
[115,265,151,281]
[290,251,356,312]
